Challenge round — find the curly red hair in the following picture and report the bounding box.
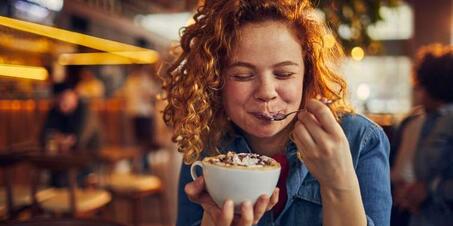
[163,0,353,164]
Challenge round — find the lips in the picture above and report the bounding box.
[249,105,287,121]
[251,111,281,121]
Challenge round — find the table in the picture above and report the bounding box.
[0,149,34,219]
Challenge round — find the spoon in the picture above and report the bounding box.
[264,98,338,121]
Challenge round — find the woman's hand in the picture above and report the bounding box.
[292,99,356,191]
[185,176,279,226]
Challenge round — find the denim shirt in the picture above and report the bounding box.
[177,114,392,226]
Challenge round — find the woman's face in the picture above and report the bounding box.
[223,21,304,138]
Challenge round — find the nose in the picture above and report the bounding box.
[254,76,277,102]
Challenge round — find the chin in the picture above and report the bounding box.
[244,125,284,138]
[233,116,290,137]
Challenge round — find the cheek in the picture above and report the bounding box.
[222,83,254,120]
[279,81,303,104]
[223,82,252,102]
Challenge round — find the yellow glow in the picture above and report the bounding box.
[58,51,159,65]
[351,47,365,61]
[0,34,50,53]
[0,101,8,110]
[323,34,336,49]
[11,100,20,111]
[0,64,48,80]
[0,16,158,60]
[25,100,36,111]
[186,17,196,26]
[357,83,370,101]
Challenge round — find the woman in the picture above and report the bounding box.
[162,1,391,225]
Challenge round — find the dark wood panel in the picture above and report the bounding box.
[0,98,133,151]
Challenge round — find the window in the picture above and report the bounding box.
[342,57,412,114]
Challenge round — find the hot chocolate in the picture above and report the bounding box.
[203,151,279,168]
[191,151,281,210]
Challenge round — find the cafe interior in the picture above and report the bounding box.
[0,0,451,226]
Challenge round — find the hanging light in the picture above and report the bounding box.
[0,64,48,80]
[351,46,365,61]
[58,51,159,65]
[0,16,158,58]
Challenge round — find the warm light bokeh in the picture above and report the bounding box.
[0,64,48,80]
[351,46,365,61]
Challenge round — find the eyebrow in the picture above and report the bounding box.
[227,62,256,70]
[227,61,299,69]
[273,61,299,67]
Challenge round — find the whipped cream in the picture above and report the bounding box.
[206,151,278,168]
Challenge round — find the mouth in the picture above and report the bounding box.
[251,111,282,121]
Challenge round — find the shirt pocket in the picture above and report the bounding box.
[296,174,322,205]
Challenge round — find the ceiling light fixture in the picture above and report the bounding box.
[58,51,159,65]
[0,16,159,62]
[0,64,48,80]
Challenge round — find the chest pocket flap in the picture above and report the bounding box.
[295,174,322,205]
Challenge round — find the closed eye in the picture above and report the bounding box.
[230,73,255,81]
[274,72,295,79]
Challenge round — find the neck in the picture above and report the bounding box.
[244,126,292,157]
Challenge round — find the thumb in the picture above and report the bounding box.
[185,176,205,201]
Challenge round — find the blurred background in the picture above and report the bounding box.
[0,0,452,226]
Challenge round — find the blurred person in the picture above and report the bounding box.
[390,84,426,226]
[124,64,160,172]
[397,44,453,226]
[40,82,102,187]
[75,68,105,99]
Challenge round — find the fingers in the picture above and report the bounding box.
[237,201,254,226]
[186,179,277,226]
[185,177,218,210]
[191,187,234,226]
[268,188,280,211]
[184,176,205,202]
[297,111,328,145]
[303,99,343,136]
[254,188,279,224]
[218,200,234,226]
[292,121,316,151]
[253,195,269,224]
[294,99,346,155]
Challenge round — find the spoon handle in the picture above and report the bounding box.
[272,98,338,121]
